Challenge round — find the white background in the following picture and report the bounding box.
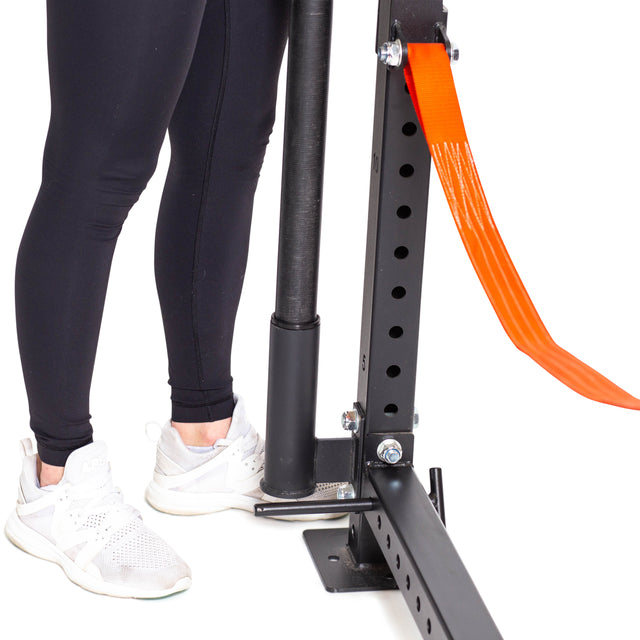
[2,1,640,638]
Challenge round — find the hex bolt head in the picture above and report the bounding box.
[337,483,356,500]
[377,39,403,68]
[341,410,359,433]
[450,42,460,64]
[413,408,419,428]
[377,439,403,465]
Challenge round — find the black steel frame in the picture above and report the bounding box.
[259,1,503,638]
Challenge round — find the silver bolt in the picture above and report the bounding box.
[450,42,460,64]
[413,407,419,428]
[377,439,403,465]
[377,39,403,68]
[337,483,356,500]
[341,409,360,433]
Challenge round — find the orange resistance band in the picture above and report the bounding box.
[404,42,640,411]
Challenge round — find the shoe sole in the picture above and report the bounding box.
[145,481,346,522]
[5,511,191,598]
[146,480,259,516]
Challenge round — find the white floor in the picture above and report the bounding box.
[3,1,640,638]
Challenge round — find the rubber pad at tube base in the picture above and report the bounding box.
[404,43,640,411]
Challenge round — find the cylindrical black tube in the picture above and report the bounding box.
[429,467,446,526]
[262,0,333,499]
[254,499,376,518]
[262,316,320,498]
[275,0,333,323]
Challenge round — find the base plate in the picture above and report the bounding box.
[303,528,397,593]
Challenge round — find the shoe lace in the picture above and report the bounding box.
[65,471,139,537]
[214,429,263,461]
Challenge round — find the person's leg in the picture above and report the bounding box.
[154,0,289,445]
[9,0,221,597]
[145,2,347,519]
[15,0,209,473]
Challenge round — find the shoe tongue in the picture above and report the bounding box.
[62,441,111,486]
[225,420,249,442]
[225,397,251,441]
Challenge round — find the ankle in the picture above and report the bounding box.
[172,417,232,447]
[37,456,65,487]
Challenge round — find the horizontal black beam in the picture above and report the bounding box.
[367,467,503,640]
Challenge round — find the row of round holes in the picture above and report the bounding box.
[383,119,419,418]
[377,514,432,635]
[378,116,432,634]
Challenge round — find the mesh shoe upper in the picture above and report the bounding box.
[14,440,190,593]
[146,394,346,520]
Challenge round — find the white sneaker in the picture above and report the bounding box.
[5,439,191,598]
[145,394,345,521]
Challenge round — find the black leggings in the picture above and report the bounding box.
[15,0,289,466]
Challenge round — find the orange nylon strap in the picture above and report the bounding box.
[404,42,640,410]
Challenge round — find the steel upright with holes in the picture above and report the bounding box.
[259,1,503,638]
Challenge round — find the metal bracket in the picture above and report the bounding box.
[378,20,459,69]
[435,21,460,62]
[303,528,397,593]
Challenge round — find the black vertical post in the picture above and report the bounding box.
[348,0,446,565]
[261,0,333,498]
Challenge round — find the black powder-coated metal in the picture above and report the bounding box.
[347,0,448,570]
[262,1,503,637]
[303,528,397,593]
[274,0,332,325]
[375,0,449,47]
[429,466,446,526]
[254,498,375,518]
[367,467,503,639]
[262,0,333,498]
[262,319,320,498]
[356,0,441,443]
[314,437,353,483]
